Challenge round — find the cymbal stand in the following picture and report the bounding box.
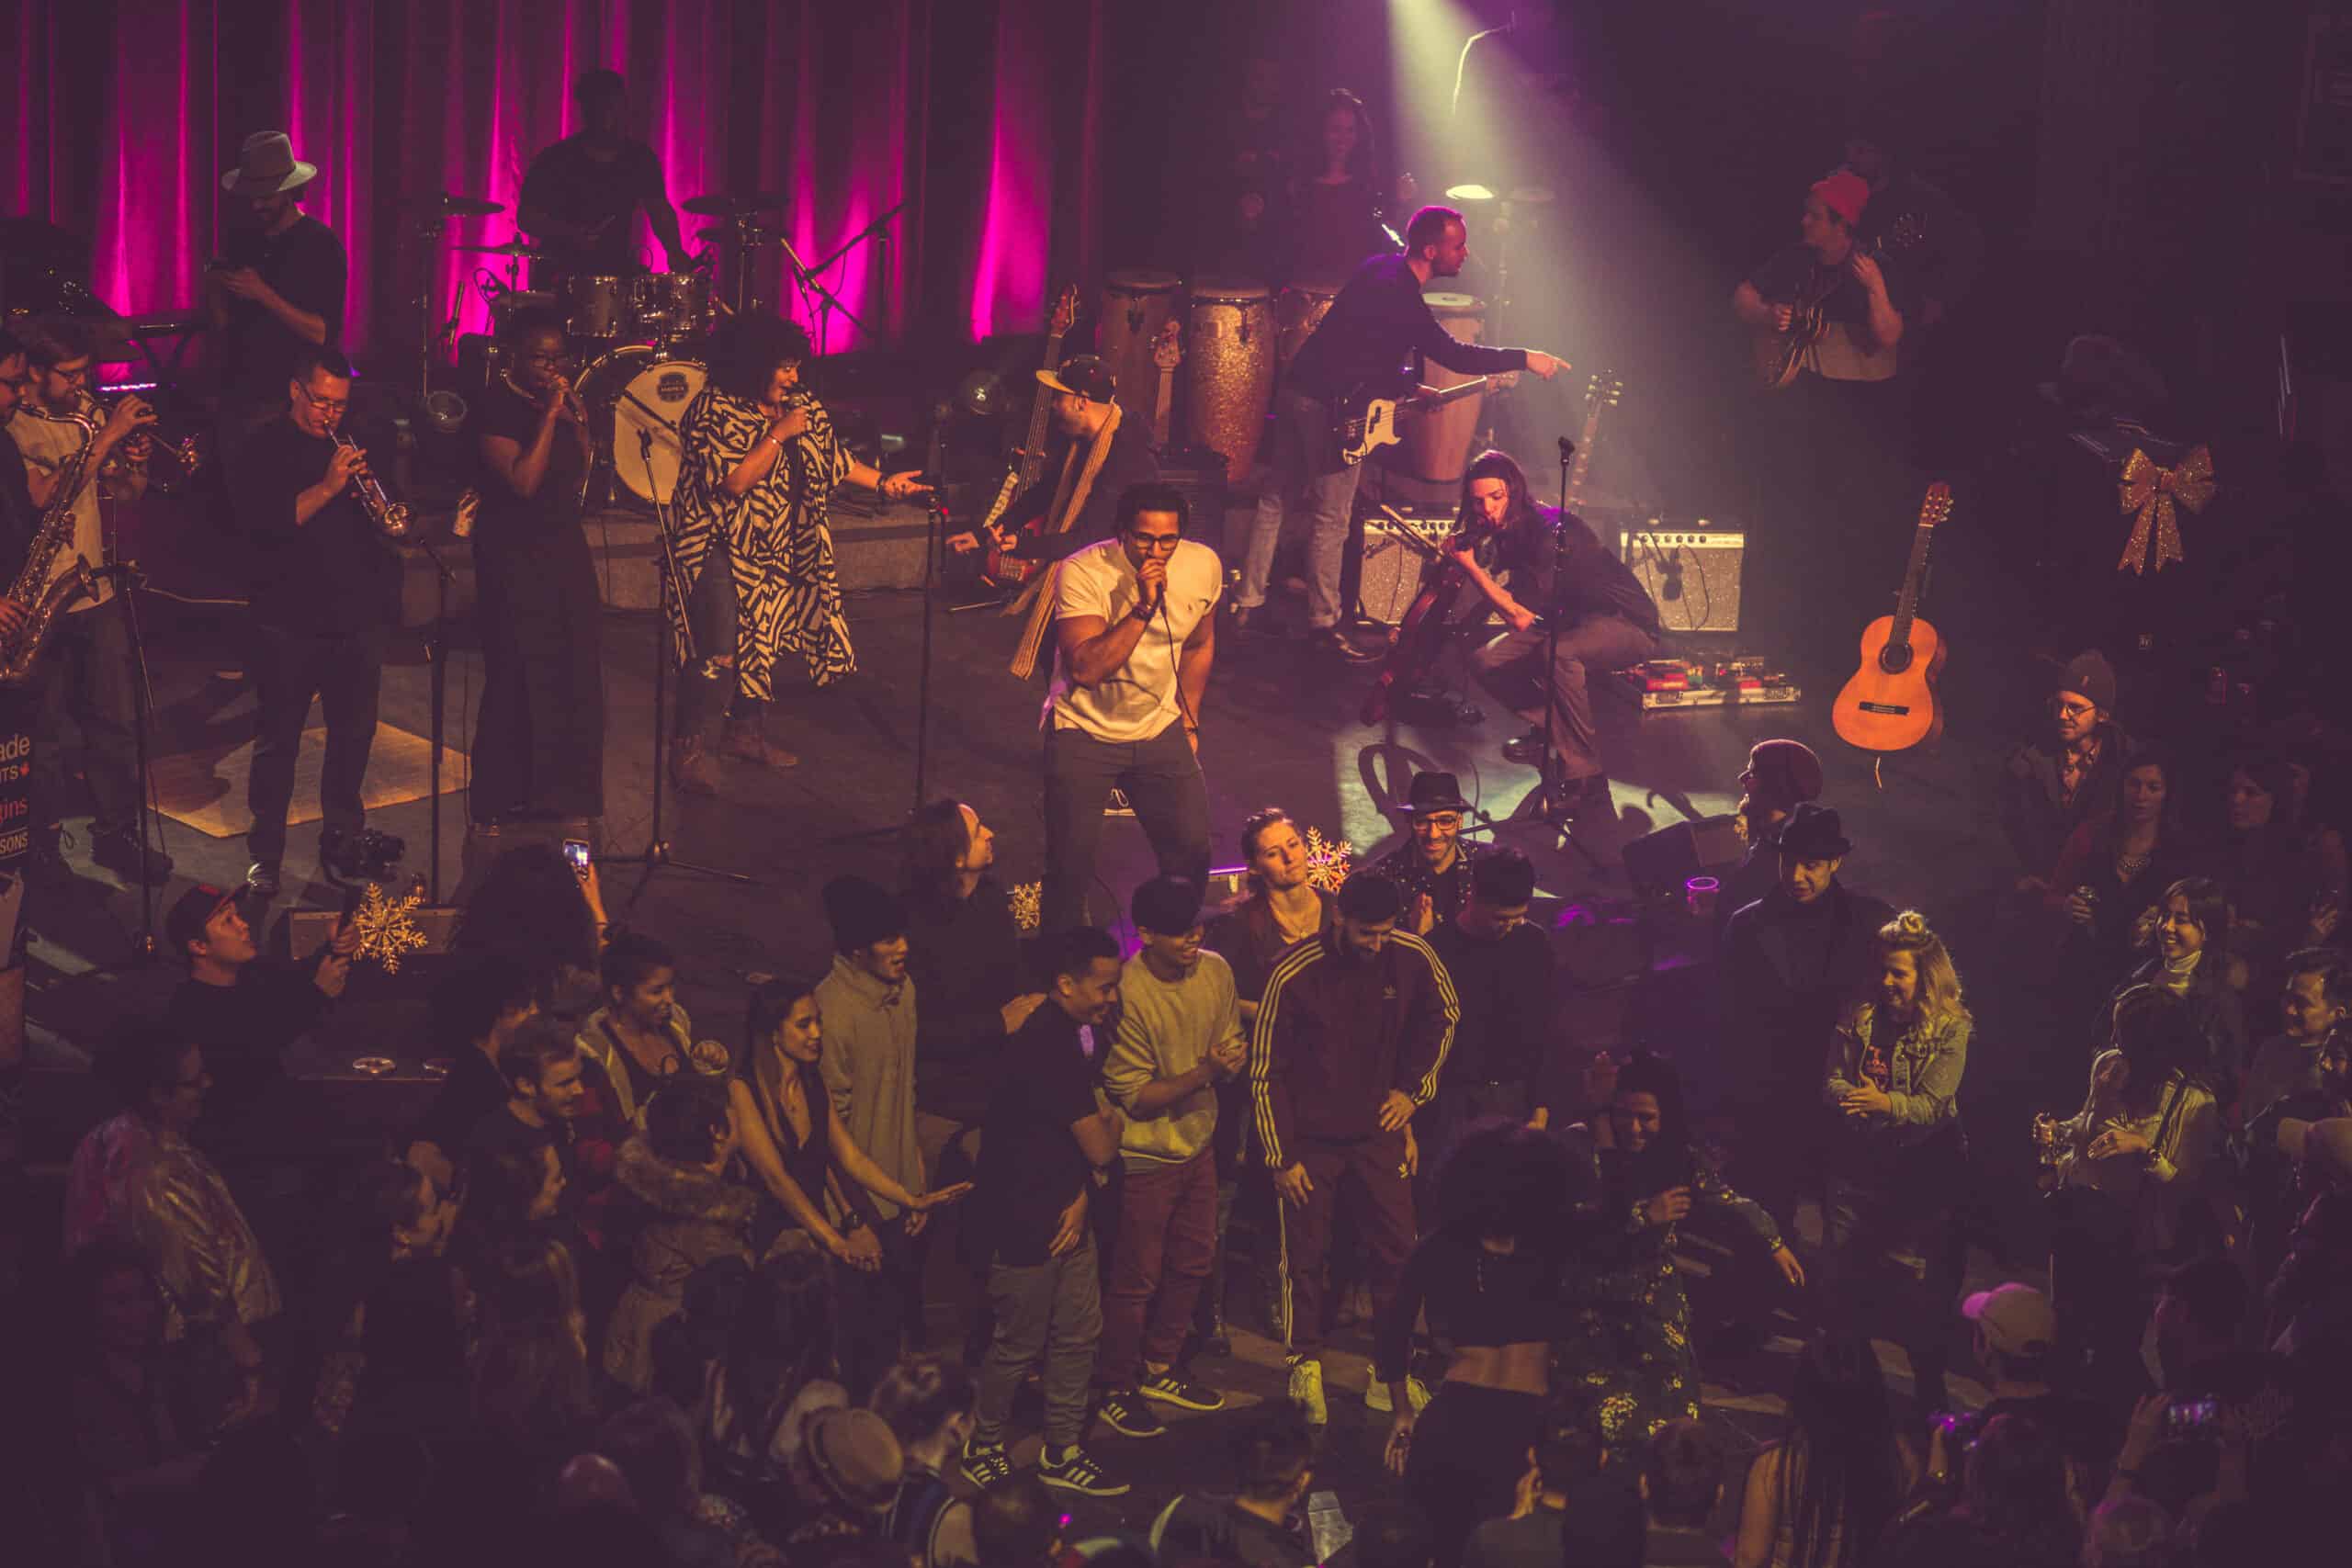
[781,199,903,355]
[414,212,449,406]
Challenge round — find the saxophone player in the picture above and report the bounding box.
[5,316,170,885]
[230,345,401,897]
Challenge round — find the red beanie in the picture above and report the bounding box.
[1811,171,1870,228]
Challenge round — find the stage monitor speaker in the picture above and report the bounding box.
[1156,445,1231,557]
[1617,524,1744,633]
[1621,814,1745,901]
[1355,508,1453,626]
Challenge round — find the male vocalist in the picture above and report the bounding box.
[470,308,604,826]
[232,347,401,897]
[1231,206,1566,658]
[6,315,166,884]
[1040,483,1216,931]
[519,69,689,282]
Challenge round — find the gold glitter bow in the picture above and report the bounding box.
[2116,445,2213,575]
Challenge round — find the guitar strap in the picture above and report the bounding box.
[1006,404,1125,680]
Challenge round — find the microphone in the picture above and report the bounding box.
[1556,436,1577,460]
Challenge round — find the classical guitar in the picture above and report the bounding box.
[980,283,1080,588]
[1338,371,1520,467]
[1832,481,1953,753]
[1149,320,1181,449]
[1752,216,1922,393]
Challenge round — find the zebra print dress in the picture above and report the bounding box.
[669,385,857,699]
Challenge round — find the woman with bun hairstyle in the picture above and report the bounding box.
[1820,910,1971,1416]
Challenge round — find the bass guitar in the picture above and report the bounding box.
[980,283,1080,588]
[1565,370,1623,508]
[1751,215,1922,393]
[1831,481,1952,753]
[1337,371,1519,468]
[1149,319,1181,448]
[1359,504,1498,726]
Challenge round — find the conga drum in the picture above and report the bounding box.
[1388,292,1487,485]
[1275,276,1343,376]
[1184,277,1275,483]
[1099,270,1183,418]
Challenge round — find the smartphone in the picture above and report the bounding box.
[2166,1398,2219,1432]
[563,839,592,880]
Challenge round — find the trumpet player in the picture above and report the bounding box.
[470,308,604,827]
[5,315,170,885]
[231,345,401,897]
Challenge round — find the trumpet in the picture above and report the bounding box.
[335,431,414,539]
[93,389,205,496]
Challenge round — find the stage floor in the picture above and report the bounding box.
[23,503,2054,1536]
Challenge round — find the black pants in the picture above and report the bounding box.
[470,534,605,820]
[247,621,388,863]
[1819,1142,1965,1415]
[1464,615,1659,781]
[1040,720,1210,931]
[31,604,141,834]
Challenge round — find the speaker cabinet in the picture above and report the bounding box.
[1617,525,1745,633]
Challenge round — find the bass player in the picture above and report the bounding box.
[1229,205,1566,660]
[1449,450,1659,822]
[946,354,1157,579]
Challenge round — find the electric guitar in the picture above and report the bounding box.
[1832,481,1952,753]
[1751,215,1923,392]
[980,284,1080,588]
[1337,371,1520,467]
[1149,320,1181,449]
[1565,370,1622,508]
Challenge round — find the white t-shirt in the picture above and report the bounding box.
[1044,536,1221,742]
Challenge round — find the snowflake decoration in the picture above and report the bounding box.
[1304,827,1354,892]
[349,881,429,974]
[1010,881,1042,932]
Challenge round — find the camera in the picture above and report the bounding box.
[321,825,407,884]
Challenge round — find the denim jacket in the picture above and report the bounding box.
[1823,1005,1969,1148]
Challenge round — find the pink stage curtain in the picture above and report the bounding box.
[4,0,1104,367]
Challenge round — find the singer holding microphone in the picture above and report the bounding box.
[1037,482,1218,930]
[470,309,604,827]
[666,311,927,794]
[1448,449,1659,823]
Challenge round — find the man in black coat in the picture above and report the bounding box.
[1722,804,1895,1234]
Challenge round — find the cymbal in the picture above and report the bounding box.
[695,224,786,246]
[449,239,546,257]
[683,193,783,217]
[412,192,503,217]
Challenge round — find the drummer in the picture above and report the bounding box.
[518,68,689,284]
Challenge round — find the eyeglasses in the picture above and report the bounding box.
[1416,813,1463,829]
[295,381,350,414]
[51,359,94,384]
[2050,699,2097,719]
[1126,530,1182,552]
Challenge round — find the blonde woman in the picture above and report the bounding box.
[1819,910,1972,1416]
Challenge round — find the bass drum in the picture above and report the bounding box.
[578,346,707,505]
[1387,292,1487,485]
[1184,276,1274,484]
[1098,270,1183,423]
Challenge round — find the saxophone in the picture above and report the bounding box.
[0,409,104,687]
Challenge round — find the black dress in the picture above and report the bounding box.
[470,379,605,821]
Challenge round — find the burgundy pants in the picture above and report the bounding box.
[1276,1132,1416,1355]
[1100,1149,1218,1384]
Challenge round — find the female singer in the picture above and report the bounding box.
[667,312,926,792]
[1287,88,1404,282]
[471,307,604,824]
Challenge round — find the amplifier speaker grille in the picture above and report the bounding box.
[1356,513,1452,626]
[1617,526,1744,634]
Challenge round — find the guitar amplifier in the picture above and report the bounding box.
[1617,523,1745,633]
[1354,507,1453,626]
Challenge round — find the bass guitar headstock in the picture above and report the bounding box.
[1152,319,1182,371]
[1047,283,1080,340]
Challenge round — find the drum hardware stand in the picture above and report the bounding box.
[99,556,168,964]
[781,199,904,355]
[605,423,761,911]
[409,535,458,905]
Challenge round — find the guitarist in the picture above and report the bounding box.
[1449,451,1660,822]
[946,355,1158,577]
[1732,172,1905,387]
[1231,205,1566,660]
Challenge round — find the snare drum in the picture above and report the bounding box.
[1184,277,1275,483]
[631,270,713,340]
[1099,270,1183,417]
[1275,276,1342,374]
[487,288,558,334]
[577,346,707,505]
[1389,292,1487,485]
[564,275,630,339]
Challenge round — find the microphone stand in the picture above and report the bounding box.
[401,534,457,904]
[780,199,904,355]
[605,423,760,911]
[1545,437,1601,870]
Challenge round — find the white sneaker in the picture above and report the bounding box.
[1364,1374,1430,1415]
[1287,1357,1329,1426]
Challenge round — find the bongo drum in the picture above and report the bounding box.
[1184,276,1276,483]
[1098,270,1183,418]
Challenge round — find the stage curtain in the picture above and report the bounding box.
[3,0,1103,364]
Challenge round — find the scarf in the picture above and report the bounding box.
[2161,950,2201,995]
[1007,403,1125,680]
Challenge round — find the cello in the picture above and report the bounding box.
[1358,504,1497,726]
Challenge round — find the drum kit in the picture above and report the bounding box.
[413,190,791,505]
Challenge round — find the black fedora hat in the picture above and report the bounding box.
[1398,771,1471,815]
[1776,802,1851,860]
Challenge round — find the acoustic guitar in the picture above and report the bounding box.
[1832,481,1952,753]
[1337,372,1519,467]
[979,283,1080,588]
[1751,216,1922,393]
